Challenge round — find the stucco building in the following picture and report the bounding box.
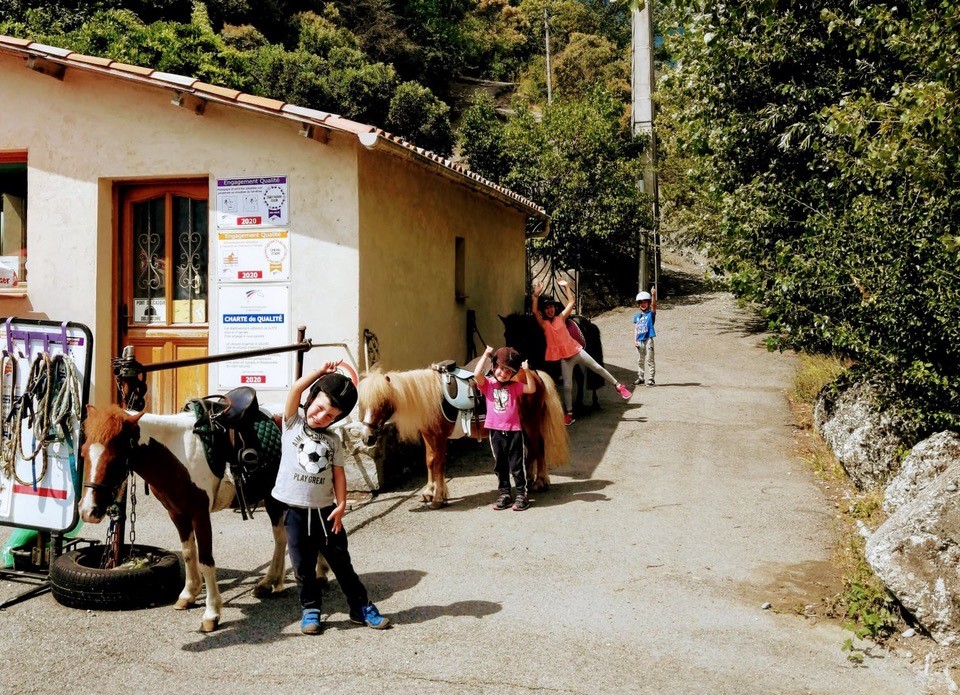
[0,35,548,413]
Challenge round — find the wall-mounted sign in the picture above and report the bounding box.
[218,229,290,282]
[216,175,289,229]
[217,284,291,389]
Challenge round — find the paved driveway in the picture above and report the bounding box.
[0,265,922,694]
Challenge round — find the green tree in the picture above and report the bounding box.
[656,1,960,430]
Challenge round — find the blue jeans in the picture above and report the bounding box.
[284,505,369,612]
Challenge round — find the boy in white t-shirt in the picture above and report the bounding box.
[273,361,390,634]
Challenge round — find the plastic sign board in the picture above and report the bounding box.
[216,176,289,229]
[217,285,291,389]
[217,230,290,282]
[0,319,92,533]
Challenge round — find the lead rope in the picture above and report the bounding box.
[5,353,54,487]
[49,354,83,490]
[0,350,18,481]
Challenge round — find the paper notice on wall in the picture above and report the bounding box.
[0,256,19,288]
[216,176,289,229]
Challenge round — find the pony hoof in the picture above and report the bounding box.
[429,499,445,509]
[174,598,196,610]
[200,618,220,632]
[252,584,275,599]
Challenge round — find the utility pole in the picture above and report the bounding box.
[631,1,659,291]
[544,8,553,104]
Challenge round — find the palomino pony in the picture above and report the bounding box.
[78,404,287,632]
[357,366,568,508]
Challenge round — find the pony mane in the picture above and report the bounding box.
[358,368,442,443]
[83,404,132,443]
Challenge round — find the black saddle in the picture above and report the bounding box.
[185,386,281,520]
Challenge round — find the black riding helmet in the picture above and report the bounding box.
[537,294,562,315]
[492,347,523,373]
[304,372,357,426]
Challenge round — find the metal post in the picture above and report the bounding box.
[632,1,659,291]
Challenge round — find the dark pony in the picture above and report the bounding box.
[500,313,605,414]
[78,405,287,632]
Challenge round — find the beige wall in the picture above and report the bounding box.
[357,146,528,370]
[0,53,361,406]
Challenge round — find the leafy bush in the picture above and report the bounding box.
[657,1,960,432]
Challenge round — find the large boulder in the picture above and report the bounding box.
[866,459,960,645]
[813,382,916,489]
[884,432,960,515]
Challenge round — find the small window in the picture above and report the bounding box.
[455,236,466,302]
[0,151,27,289]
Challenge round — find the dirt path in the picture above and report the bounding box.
[0,258,925,694]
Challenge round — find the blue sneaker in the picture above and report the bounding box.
[350,602,390,629]
[300,608,322,634]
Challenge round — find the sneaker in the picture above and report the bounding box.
[616,383,632,399]
[563,413,575,426]
[300,608,322,634]
[512,494,529,511]
[633,377,643,386]
[492,493,513,510]
[350,602,390,629]
[647,380,656,387]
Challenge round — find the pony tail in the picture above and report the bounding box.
[536,371,569,468]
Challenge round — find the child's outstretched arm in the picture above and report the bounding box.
[474,346,494,386]
[284,360,340,421]
[519,360,536,394]
[531,282,548,328]
[651,285,658,312]
[558,279,576,320]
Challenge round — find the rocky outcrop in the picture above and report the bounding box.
[815,382,960,643]
[813,382,916,489]
[866,459,960,645]
[884,432,960,515]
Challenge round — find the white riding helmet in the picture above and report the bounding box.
[636,291,652,302]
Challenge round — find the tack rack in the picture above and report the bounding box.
[0,318,94,609]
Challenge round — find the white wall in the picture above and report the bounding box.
[0,53,361,405]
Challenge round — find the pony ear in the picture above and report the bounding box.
[499,314,506,323]
[129,410,146,423]
[86,404,97,415]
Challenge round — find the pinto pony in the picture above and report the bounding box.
[357,366,568,508]
[78,405,287,632]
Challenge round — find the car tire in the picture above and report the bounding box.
[50,544,182,611]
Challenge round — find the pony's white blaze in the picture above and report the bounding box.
[78,443,106,521]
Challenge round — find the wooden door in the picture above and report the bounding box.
[118,181,209,414]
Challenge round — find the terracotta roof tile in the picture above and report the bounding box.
[0,36,31,48]
[110,62,154,76]
[0,32,547,219]
[69,53,113,67]
[193,82,241,100]
[236,93,285,111]
[325,116,374,135]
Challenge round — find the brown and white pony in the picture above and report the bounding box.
[78,405,287,632]
[358,367,569,508]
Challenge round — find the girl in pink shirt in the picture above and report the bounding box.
[532,279,631,425]
[474,346,537,511]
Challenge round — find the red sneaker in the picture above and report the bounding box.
[563,413,575,426]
